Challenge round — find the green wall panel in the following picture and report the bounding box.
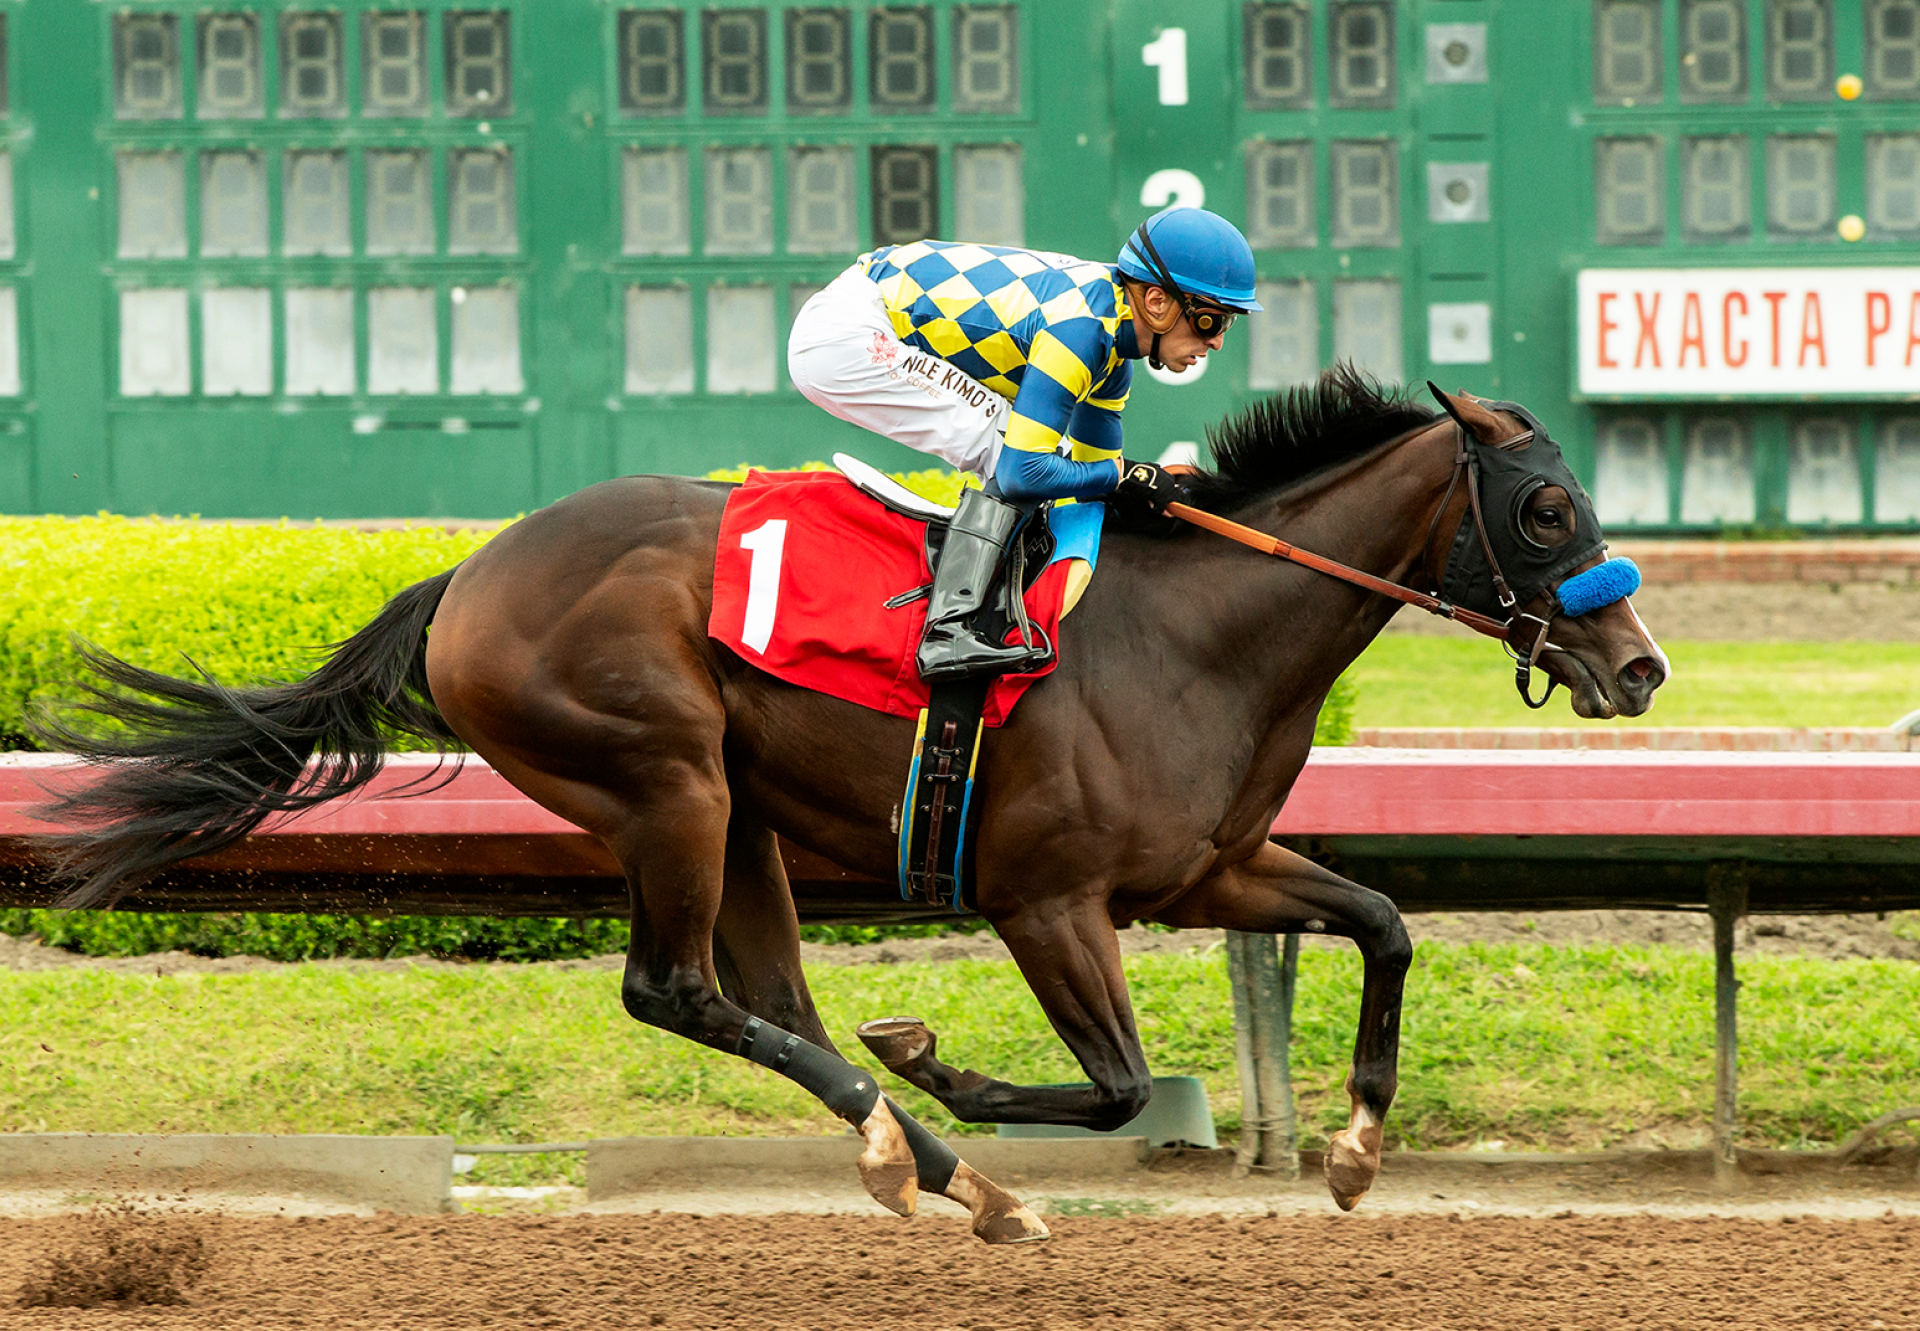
[107,411,537,518]
[0,0,1909,529]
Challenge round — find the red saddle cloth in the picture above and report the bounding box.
[709,470,1069,727]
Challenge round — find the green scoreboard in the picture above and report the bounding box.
[2,1,1916,530]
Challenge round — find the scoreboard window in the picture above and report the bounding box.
[1682,136,1751,242]
[1329,3,1395,109]
[871,145,938,244]
[1866,134,1920,237]
[1594,136,1664,245]
[284,289,356,395]
[117,151,187,259]
[284,151,353,256]
[1331,141,1398,248]
[446,12,513,116]
[1333,280,1402,383]
[870,8,936,114]
[707,285,778,393]
[449,148,518,255]
[451,286,524,393]
[788,146,859,253]
[201,151,270,257]
[366,150,437,255]
[1766,0,1832,102]
[202,289,273,396]
[281,13,347,119]
[622,148,692,254]
[703,9,769,117]
[1593,0,1660,104]
[954,145,1023,246]
[198,13,265,120]
[786,8,852,115]
[1680,0,1746,103]
[1878,420,1920,521]
[115,14,183,120]
[1786,418,1861,524]
[625,286,695,394]
[619,10,686,116]
[0,155,13,258]
[0,289,19,397]
[1681,418,1755,524]
[1867,0,1920,97]
[704,147,774,255]
[367,287,439,394]
[1594,417,1669,526]
[120,290,191,396]
[953,6,1018,115]
[1244,3,1311,109]
[1247,140,1315,249]
[1247,279,1317,390]
[1765,134,1835,237]
[363,12,430,118]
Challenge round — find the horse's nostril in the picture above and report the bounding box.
[1621,656,1664,692]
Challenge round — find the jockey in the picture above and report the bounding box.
[788,206,1261,682]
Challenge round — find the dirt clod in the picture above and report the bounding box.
[15,1202,208,1309]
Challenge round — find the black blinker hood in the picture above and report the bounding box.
[1439,398,1606,619]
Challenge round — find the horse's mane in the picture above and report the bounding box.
[1173,365,1439,518]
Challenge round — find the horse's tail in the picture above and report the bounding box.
[31,568,462,909]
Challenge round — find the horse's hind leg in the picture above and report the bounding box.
[1151,839,1412,1212]
[475,748,919,1217]
[712,816,1048,1244]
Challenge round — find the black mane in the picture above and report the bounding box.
[1178,365,1439,516]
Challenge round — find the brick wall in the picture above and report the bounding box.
[1611,539,1920,586]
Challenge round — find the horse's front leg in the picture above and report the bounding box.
[1149,839,1412,1211]
[859,895,1156,1129]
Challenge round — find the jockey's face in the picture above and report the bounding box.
[1131,285,1230,373]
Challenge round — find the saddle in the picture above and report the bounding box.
[832,455,1054,912]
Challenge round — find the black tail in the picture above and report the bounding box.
[31,568,462,909]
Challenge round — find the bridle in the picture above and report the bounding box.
[1165,416,1570,709]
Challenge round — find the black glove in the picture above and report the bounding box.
[1110,459,1190,519]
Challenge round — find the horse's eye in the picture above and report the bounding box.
[1536,507,1562,527]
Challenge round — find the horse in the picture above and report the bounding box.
[36,370,1667,1244]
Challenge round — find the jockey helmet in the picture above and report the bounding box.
[1117,207,1263,314]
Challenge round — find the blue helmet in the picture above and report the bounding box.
[1117,207,1263,313]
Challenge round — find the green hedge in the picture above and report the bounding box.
[0,908,978,960]
[0,515,499,750]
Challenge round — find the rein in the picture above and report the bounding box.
[1162,420,1566,708]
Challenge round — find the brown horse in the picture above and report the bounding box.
[40,372,1665,1243]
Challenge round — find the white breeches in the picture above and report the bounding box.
[787,267,1011,479]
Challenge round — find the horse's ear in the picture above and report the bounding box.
[1426,381,1513,446]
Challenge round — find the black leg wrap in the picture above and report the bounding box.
[736,1017,881,1126]
[886,1096,959,1195]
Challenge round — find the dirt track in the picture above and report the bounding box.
[5,1210,1917,1329]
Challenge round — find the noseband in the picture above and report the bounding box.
[1165,419,1579,709]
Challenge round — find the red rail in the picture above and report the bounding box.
[6,749,1919,840]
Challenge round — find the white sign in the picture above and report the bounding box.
[1576,268,1920,398]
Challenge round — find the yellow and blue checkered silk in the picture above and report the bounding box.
[860,241,1134,471]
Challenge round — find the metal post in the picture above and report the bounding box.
[1227,930,1299,1179]
[1707,863,1749,1189]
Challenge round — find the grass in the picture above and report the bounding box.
[1348,637,1920,729]
[4,941,1917,1187]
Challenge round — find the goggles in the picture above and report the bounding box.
[1187,305,1237,338]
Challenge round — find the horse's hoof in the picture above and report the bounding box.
[857,1016,933,1072]
[947,1162,1051,1245]
[1324,1128,1380,1212]
[856,1097,918,1217]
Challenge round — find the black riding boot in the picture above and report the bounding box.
[915,488,1047,683]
